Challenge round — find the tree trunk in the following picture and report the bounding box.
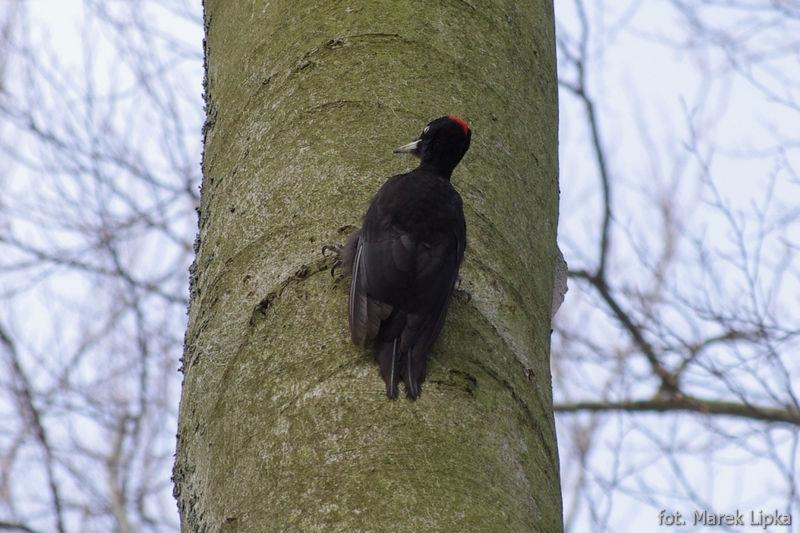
[173,0,562,531]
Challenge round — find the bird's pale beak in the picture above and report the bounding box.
[393,139,421,157]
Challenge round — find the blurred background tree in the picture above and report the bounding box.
[0,1,797,531]
[553,1,800,529]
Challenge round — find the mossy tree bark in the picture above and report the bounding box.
[173,0,562,531]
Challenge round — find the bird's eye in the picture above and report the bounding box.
[422,126,430,135]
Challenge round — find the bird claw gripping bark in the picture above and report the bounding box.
[453,286,472,304]
[321,244,343,277]
[453,276,472,302]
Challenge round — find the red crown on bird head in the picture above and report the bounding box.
[448,115,470,135]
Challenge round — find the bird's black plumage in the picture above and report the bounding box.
[342,116,471,399]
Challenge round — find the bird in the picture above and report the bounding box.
[341,115,471,399]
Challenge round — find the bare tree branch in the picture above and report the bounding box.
[0,326,65,533]
[556,397,800,426]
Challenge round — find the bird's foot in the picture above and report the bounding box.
[454,286,471,303]
[321,243,342,256]
[454,277,471,303]
[321,244,343,277]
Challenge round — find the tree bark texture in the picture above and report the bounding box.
[173,0,562,531]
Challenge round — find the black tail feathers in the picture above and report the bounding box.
[376,340,427,400]
[376,340,400,399]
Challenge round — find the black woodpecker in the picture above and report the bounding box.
[342,115,471,399]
